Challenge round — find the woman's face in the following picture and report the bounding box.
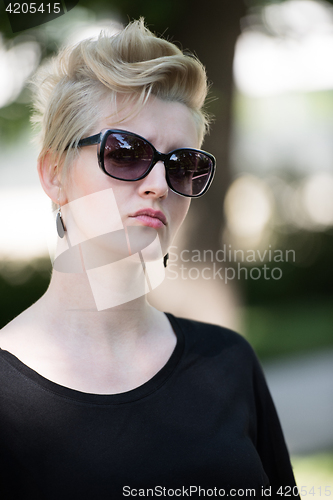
[62,96,200,256]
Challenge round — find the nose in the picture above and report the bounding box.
[137,161,169,199]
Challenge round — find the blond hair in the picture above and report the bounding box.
[31,18,211,175]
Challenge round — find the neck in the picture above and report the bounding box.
[38,210,167,351]
[42,258,155,337]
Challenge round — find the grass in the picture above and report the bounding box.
[292,452,333,499]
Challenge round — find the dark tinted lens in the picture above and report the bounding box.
[103,132,154,180]
[167,151,213,196]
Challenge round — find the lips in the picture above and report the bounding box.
[129,208,167,229]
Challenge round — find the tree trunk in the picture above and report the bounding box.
[168,0,246,252]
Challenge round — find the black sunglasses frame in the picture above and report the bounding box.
[77,129,216,198]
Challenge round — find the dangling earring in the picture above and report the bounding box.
[56,189,66,238]
[163,253,169,268]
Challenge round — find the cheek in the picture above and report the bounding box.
[62,187,124,247]
[61,160,128,244]
[170,197,191,231]
[64,161,120,204]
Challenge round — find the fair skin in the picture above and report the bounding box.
[0,96,200,394]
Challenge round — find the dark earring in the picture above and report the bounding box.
[56,187,66,238]
[163,253,169,268]
[56,208,66,238]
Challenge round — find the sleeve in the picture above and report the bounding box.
[251,353,301,498]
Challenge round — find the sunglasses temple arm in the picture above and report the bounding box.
[77,134,101,148]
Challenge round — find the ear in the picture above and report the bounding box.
[37,152,66,205]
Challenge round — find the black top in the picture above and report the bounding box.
[0,314,299,499]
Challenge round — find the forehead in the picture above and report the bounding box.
[95,96,200,149]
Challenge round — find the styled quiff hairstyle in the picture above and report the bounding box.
[31,18,211,174]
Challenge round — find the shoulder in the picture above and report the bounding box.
[166,313,257,363]
[0,314,33,356]
[166,313,268,400]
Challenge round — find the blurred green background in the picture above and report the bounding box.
[1,0,333,492]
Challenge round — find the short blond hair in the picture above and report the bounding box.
[31,18,211,175]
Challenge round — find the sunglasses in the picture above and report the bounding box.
[77,129,216,198]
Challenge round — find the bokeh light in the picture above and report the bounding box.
[223,175,274,249]
[234,0,333,96]
[301,172,333,228]
[0,36,41,107]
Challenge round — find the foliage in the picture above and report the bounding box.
[0,259,51,329]
[242,298,333,359]
[236,230,333,358]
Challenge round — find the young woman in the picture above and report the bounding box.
[0,19,299,499]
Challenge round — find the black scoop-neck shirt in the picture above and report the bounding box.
[0,314,299,499]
